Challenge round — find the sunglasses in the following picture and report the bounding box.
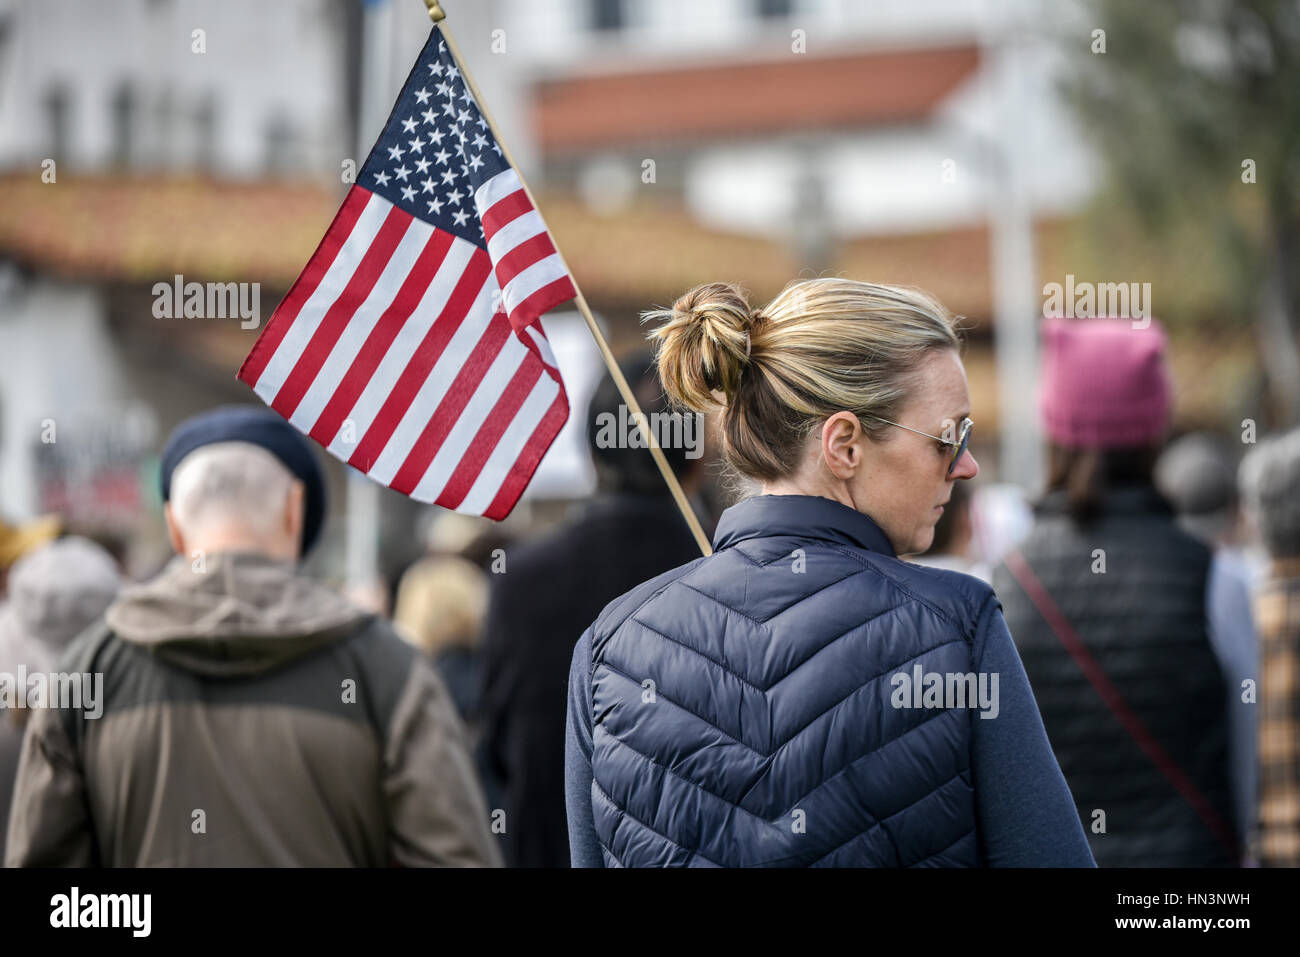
[867,415,974,476]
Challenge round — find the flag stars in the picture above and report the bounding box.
[420,177,436,194]
[421,108,437,126]
[414,157,431,174]
[401,117,418,134]
[427,61,444,76]
[440,169,457,186]
[442,100,457,117]
[408,136,425,154]
[373,170,391,187]
[428,128,444,145]
[468,153,484,172]
[434,148,451,165]
[414,87,432,104]
[472,133,488,150]
[447,188,464,206]
[401,185,417,202]
[394,164,411,181]
[459,87,474,105]
[387,144,404,162]
[427,197,443,215]
[436,82,451,98]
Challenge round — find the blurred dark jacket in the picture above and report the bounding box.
[480,491,704,867]
[5,551,500,867]
[994,483,1238,867]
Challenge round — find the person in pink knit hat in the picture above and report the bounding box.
[993,317,1241,867]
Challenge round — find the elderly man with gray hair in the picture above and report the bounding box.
[6,405,500,867]
[1240,426,1300,868]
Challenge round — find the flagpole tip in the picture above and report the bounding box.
[424,0,445,23]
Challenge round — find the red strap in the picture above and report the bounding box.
[1002,549,1239,861]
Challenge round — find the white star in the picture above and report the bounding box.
[428,128,445,145]
[476,115,488,130]
[472,133,488,150]
[427,62,444,76]
[436,82,451,99]
[394,164,411,181]
[457,108,471,125]
[415,157,431,174]
[422,108,437,126]
[414,87,432,104]
[408,137,425,154]
[421,177,436,194]
[447,64,460,81]
[468,153,484,172]
[447,188,463,206]
[492,142,502,156]
[387,144,404,161]
[440,169,457,186]
[373,170,391,187]
[452,209,470,227]
[459,87,474,105]
[401,117,417,134]
[427,197,444,215]
[434,149,451,165]
[442,100,457,117]
[401,185,416,202]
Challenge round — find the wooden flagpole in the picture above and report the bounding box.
[422,0,713,556]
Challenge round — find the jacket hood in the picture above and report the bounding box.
[713,494,898,558]
[105,551,370,677]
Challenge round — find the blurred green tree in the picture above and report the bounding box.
[1060,0,1300,425]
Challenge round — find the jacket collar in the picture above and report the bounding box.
[713,494,897,558]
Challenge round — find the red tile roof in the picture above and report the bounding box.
[534,45,981,154]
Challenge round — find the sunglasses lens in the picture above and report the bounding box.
[948,422,971,474]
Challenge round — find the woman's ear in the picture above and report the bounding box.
[821,411,863,480]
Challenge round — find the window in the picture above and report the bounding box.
[756,0,794,18]
[590,0,624,32]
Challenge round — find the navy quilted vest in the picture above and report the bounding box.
[587,494,995,867]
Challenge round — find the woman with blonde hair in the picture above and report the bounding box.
[564,278,1093,867]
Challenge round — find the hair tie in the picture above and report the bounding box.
[744,331,752,358]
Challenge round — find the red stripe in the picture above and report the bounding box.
[507,273,577,333]
[493,231,556,292]
[482,390,569,520]
[346,249,492,471]
[308,229,455,445]
[481,188,533,238]
[1002,550,1240,860]
[387,315,513,495]
[238,186,371,387]
[270,205,410,418]
[435,360,544,510]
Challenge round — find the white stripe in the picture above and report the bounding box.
[363,278,499,486]
[526,325,559,370]
[456,373,560,515]
[502,254,568,317]
[409,329,530,502]
[485,209,546,263]
[474,167,522,217]
[324,238,479,458]
[289,217,433,432]
[252,191,390,402]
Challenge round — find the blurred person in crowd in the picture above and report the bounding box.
[912,481,992,582]
[1239,427,1300,867]
[566,280,1093,867]
[481,348,710,867]
[6,405,500,867]
[0,515,60,600]
[0,537,120,863]
[994,319,1238,867]
[394,513,492,722]
[1156,432,1260,855]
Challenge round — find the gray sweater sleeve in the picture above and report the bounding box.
[564,629,605,867]
[969,594,1096,867]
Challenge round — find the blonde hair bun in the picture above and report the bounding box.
[644,282,756,412]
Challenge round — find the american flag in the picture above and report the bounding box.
[238,25,575,519]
